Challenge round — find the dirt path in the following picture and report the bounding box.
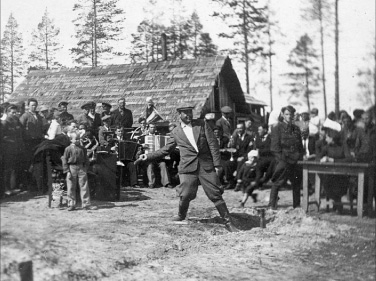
[1,187,375,281]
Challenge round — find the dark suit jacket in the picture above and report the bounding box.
[215,117,233,138]
[232,133,253,158]
[147,119,221,174]
[111,108,133,128]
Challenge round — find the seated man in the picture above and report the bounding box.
[112,126,139,188]
[252,123,275,189]
[225,122,253,190]
[144,123,172,189]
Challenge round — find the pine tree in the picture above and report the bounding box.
[212,0,268,94]
[0,13,25,101]
[71,0,125,67]
[29,8,62,70]
[303,0,333,117]
[197,33,218,57]
[285,34,320,111]
[191,12,203,58]
[356,43,375,107]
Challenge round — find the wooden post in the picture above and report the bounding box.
[19,261,33,281]
[357,172,365,218]
[302,167,309,212]
[46,155,53,208]
[315,173,321,211]
[368,170,375,216]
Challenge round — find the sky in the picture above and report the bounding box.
[1,0,375,118]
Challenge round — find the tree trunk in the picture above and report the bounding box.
[318,0,327,117]
[45,24,49,70]
[243,0,250,94]
[93,0,98,67]
[268,23,273,111]
[334,0,340,118]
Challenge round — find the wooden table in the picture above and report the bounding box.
[299,161,375,218]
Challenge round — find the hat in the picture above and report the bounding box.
[322,118,341,132]
[248,150,259,159]
[102,115,111,122]
[58,101,69,107]
[146,97,154,104]
[221,106,232,113]
[39,105,49,112]
[310,108,319,114]
[81,101,95,109]
[205,113,215,120]
[177,106,194,112]
[102,102,112,108]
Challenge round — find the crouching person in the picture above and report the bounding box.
[237,150,259,208]
[61,132,97,211]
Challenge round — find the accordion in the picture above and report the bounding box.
[118,141,139,161]
[144,135,170,154]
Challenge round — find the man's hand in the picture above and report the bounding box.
[215,165,222,175]
[134,154,147,166]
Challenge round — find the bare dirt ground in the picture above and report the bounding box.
[1,186,375,281]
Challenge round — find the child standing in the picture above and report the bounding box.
[62,132,97,211]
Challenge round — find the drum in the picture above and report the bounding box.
[118,141,139,161]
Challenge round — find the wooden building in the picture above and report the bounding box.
[9,56,256,127]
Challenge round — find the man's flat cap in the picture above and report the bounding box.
[102,102,112,108]
[177,106,194,112]
[58,101,69,107]
[221,106,232,113]
[81,101,95,109]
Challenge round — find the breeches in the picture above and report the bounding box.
[178,163,224,206]
[271,160,302,190]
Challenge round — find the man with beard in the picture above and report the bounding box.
[138,106,239,232]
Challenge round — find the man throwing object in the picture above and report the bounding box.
[138,106,239,232]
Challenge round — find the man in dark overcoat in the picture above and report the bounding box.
[110,98,133,129]
[139,106,239,232]
[215,106,233,138]
[269,105,304,209]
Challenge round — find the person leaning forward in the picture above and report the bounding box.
[138,105,239,232]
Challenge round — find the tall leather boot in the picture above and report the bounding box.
[215,203,240,232]
[268,186,279,210]
[172,199,190,221]
[292,187,301,208]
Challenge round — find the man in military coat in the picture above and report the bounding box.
[269,105,304,209]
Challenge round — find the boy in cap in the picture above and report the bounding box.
[138,105,239,232]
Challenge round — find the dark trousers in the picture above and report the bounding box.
[255,157,273,186]
[271,160,302,207]
[178,163,224,206]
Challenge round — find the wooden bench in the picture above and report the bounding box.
[299,161,375,218]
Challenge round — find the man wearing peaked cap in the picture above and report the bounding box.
[101,102,112,118]
[77,101,101,135]
[216,105,233,138]
[58,101,74,125]
[138,103,239,232]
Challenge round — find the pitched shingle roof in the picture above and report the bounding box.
[10,56,244,124]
